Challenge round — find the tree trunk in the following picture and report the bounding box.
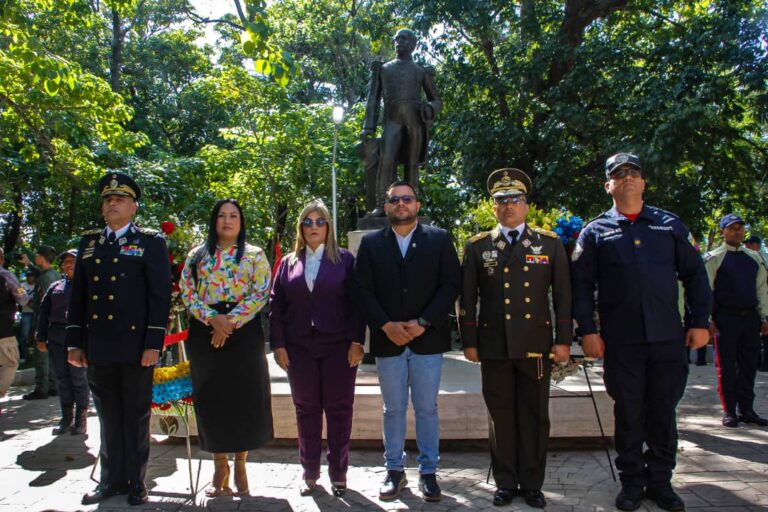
[2,184,23,255]
[110,9,123,92]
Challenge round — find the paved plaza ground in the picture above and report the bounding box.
[0,363,766,511]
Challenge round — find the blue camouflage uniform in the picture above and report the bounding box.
[572,204,711,490]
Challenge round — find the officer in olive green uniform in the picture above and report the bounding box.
[459,168,572,509]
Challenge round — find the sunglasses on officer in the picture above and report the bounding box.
[301,218,328,228]
[609,167,643,180]
[387,194,417,205]
[494,195,527,206]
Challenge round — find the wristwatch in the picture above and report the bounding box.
[417,317,431,328]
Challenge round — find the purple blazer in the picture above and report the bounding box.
[269,248,365,351]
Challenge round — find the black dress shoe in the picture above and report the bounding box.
[492,488,516,506]
[379,470,407,501]
[522,489,546,508]
[127,482,148,506]
[615,486,644,511]
[22,390,48,400]
[418,473,441,502]
[81,483,127,505]
[739,411,768,426]
[722,413,739,427]
[645,486,685,511]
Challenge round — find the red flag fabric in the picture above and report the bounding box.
[272,238,282,280]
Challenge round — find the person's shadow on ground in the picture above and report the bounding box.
[16,434,96,486]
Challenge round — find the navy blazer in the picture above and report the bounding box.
[354,223,461,357]
[269,248,365,351]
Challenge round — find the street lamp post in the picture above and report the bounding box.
[331,105,344,240]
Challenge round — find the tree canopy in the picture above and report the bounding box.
[2,0,766,262]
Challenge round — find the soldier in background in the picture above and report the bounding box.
[704,215,768,427]
[36,249,89,435]
[67,172,171,506]
[459,168,572,509]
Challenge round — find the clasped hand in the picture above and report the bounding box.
[382,320,425,346]
[209,314,236,348]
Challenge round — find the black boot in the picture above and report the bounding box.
[71,405,88,435]
[53,405,74,435]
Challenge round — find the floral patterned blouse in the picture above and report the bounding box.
[179,243,271,328]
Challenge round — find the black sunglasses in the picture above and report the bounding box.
[301,218,328,228]
[494,195,527,205]
[387,194,416,205]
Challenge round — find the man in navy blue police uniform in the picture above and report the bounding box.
[37,249,90,435]
[571,153,711,512]
[703,214,768,428]
[66,172,171,506]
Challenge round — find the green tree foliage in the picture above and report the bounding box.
[2,0,767,262]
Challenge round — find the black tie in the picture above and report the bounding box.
[107,232,116,244]
[508,230,518,246]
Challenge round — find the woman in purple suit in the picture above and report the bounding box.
[269,200,365,497]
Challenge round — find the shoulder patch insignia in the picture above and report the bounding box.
[532,226,559,239]
[136,227,160,236]
[468,232,491,244]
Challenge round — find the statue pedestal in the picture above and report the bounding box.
[269,352,614,440]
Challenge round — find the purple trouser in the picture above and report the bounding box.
[286,342,358,481]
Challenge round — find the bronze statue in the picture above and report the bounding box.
[360,29,442,216]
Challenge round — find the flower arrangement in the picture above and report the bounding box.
[152,361,193,409]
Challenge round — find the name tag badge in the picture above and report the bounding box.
[119,245,145,257]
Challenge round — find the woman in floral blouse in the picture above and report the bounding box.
[180,199,272,497]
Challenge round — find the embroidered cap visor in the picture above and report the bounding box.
[98,172,141,200]
[487,168,532,198]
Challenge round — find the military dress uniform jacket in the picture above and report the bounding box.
[460,225,572,360]
[572,205,711,344]
[65,224,172,364]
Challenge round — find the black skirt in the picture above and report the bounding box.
[186,304,273,452]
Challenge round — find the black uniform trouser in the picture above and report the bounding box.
[88,363,153,486]
[48,329,89,408]
[481,358,551,491]
[603,340,687,489]
[714,311,761,415]
[761,335,768,370]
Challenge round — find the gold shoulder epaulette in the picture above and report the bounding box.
[532,226,559,239]
[81,228,102,236]
[468,232,491,244]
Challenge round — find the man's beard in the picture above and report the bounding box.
[387,208,417,225]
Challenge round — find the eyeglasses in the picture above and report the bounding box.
[610,168,643,180]
[386,195,416,205]
[301,218,328,228]
[494,195,527,205]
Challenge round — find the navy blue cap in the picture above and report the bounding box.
[605,153,642,178]
[719,213,745,230]
[745,235,762,245]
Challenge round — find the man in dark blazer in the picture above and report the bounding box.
[355,181,461,502]
[460,168,572,508]
[67,172,171,506]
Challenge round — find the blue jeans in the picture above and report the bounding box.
[376,348,443,474]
